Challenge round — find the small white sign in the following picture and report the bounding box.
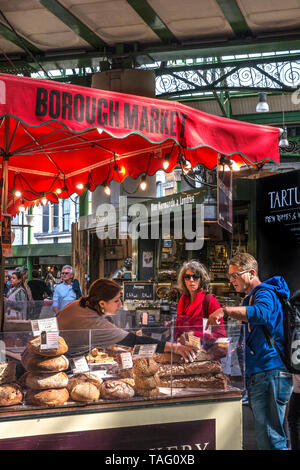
[40,330,59,351]
[71,356,90,374]
[31,317,58,336]
[132,344,157,358]
[118,352,133,370]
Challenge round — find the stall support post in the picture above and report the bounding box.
[0,117,9,330]
[79,190,89,217]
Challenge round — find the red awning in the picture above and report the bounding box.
[0,73,280,214]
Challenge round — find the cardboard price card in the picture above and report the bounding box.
[132,344,157,358]
[31,317,59,336]
[40,330,59,351]
[118,352,133,370]
[71,356,90,374]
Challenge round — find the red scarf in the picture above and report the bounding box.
[175,290,225,343]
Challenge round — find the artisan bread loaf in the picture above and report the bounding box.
[26,387,69,406]
[134,374,159,391]
[21,349,69,372]
[100,379,135,399]
[21,371,68,390]
[0,383,23,406]
[67,373,102,392]
[133,357,159,377]
[157,360,222,377]
[154,349,211,364]
[0,362,16,384]
[209,340,229,360]
[135,386,160,398]
[27,336,68,357]
[70,382,100,402]
[158,373,227,390]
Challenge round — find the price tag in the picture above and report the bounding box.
[132,344,157,358]
[184,333,201,350]
[40,330,59,351]
[31,317,58,336]
[71,356,90,374]
[118,352,133,370]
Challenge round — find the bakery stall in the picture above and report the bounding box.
[0,322,245,450]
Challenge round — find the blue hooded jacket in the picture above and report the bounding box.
[243,276,290,376]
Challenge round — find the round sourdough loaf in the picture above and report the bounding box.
[70,382,100,402]
[132,357,159,377]
[0,383,23,406]
[100,379,135,399]
[26,388,69,406]
[67,373,102,392]
[27,336,68,357]
[21,350,69,372]
[22,371,68,390]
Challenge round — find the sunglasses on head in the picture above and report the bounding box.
[184,273,200,280]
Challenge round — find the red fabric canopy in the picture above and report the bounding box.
[0,73,280,214]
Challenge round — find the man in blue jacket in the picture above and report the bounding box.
[206,252,292,450]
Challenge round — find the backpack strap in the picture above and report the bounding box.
[202,293,213,318]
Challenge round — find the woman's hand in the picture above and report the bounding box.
[174,343,197,362]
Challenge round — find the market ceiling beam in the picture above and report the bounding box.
[125,0,178,42]
[215,0,253,38]
[36,0,111,50]
[0,20,42,55]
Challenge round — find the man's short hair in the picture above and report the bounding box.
[229,252,258,274]
[62,265,73,275]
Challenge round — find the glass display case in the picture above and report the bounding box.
[0,320,245,411]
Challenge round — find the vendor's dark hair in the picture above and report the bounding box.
[79,278,121,316]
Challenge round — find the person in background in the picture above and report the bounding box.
[16,266,33,301]
[45,272,55,297]
[287,289,300,450]
[53,265,82,313]
[175,260,226,345]
[4,271,10,296]
[28,270,52,319]
[56,278,197,362]
[206,251,293,450]
[4,271,27,320]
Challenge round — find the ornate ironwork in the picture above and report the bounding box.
[154,55,300,97]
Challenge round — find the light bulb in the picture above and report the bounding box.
[56,188,62,195]
[163,158,170,170]
[104,185,111,196]
[76,183,84,190]
[140,176,147,191]
[15,190,22,197]
[97,128,103,135]
[41,197,48,206]
[119,166,126,176]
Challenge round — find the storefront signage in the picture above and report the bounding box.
[123,282,154,301]
[217,157,233,233]
[258,170,300,245]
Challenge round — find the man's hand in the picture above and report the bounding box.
[205,308,224,329]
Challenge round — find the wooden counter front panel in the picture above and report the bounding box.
[0,419,215,450]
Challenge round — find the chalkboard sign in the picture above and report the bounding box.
[123,282,154,301]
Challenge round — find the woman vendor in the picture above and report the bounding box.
[175,260,226,346]
[56,278,197,362]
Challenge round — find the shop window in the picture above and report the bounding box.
[62,198,70,232]
[42,203,49,233]
[156,181,163,198]
[52,203,59,232]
